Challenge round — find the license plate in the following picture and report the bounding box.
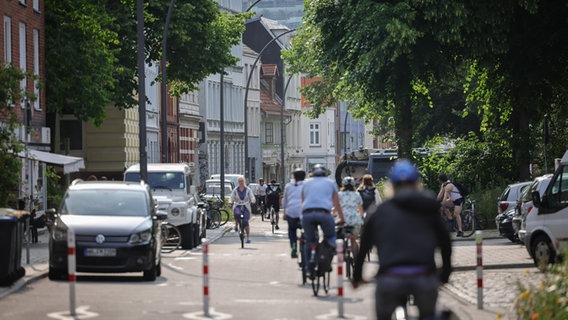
[84,248,117,257]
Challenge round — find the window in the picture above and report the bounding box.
[59,119,83,150]
[3,17,11,63]
[309,123,320,146]
[19,23,26,98]
[550,166,568,207]
[33,0,39,12]
[33,29,40,110]
[19,0,27,6]
[265,123,273,144]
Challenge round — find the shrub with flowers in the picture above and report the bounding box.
[515,254,568,320]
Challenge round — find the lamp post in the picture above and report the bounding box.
[137,0,147,181]
[280,76,293,186]
[243,28,296,181]
[161,0,175,163]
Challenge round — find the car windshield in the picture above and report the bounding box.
[125,172,185,190]
[60,189,149,216]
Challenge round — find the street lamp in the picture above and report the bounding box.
[161,0,175,163]
[137,0,147,182]
[243,28,296,181]
[280,75,293,186]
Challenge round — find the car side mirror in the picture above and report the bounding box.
[531,191,542,208]
[155,210,168,220]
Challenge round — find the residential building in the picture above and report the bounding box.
[178,89,201,185]
[338,101,366,157]
[243,44,262,182]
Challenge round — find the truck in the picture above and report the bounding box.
[124,163,205,249]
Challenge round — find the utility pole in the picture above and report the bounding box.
[137,0,147,181]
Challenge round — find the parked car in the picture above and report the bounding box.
[515,174,553,243]
[497,181,531,215]
[496,207,518,242]
[210,174,241,191]
[525,150,568,271]
[202,179,234,202]
[48,180,167,281]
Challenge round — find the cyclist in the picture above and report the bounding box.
[266,179,282,230]
[229,176,256,244]
[338,176,364,258]
[352,160,452,320]
[282,168,306,258]
[256,178,268,215]
[437,173,464,237]
[301,164,345,279]
[357,174,382,217]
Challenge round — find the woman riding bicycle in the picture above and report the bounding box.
[338,176,364,258]
[229,176,256,244]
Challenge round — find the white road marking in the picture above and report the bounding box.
[47,305,99,319]
[182,308,232,319]
[315,309,367,320]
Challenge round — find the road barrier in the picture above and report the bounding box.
[336,239,344,318]
[202,238,210,317]
[476,230,483,310]
[67,228,77,317]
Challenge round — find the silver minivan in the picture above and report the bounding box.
[525,150,568,271]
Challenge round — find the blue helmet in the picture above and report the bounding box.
[389,160,420,184]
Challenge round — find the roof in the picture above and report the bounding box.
[261,64,279,77]
[260,86,290,116]
[260,17,291,31]
[69,181,148,191]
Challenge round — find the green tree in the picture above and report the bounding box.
[46,0,249,125]
[0,65,35,206]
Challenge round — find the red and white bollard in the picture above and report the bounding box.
[67,228,77,317]
[336,239,344,318]
[476,230,483,310]
[202,238,210,317]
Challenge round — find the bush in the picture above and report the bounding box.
[515,252,568,319]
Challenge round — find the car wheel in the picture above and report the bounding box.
[156,260,162,277]
[48,267,66,281]
[193,221,201,246]
[180,223,194,249]
[532,235,555,272]
[143,261,157,281]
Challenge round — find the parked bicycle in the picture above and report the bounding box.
[199,194,230,229]
[441,199,488,237]
[160,221,182,253]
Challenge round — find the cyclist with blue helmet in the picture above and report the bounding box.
[352,159,452,320]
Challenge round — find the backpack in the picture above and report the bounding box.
[315,240,335,275]
[451,181,470,198]
[267,185,281,200]
[358,187,376,210]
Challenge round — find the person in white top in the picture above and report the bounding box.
[230,176,256,243]
[437,173,465,237]
[282,168,305,258]
[256,178,268,215]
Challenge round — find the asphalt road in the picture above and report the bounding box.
[0,217,378,320]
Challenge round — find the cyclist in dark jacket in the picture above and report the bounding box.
[352,160,452,320]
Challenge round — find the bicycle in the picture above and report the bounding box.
[441,199,488,237]
[336,225,356,280]
[296,227,307,285]
[235,202,247,248]
[256,195,266,222]
[160,221,182,253]
[268,205,276,233]
[307,239,332,296]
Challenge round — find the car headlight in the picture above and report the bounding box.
[52,227,67,242]
[170,207,180,217]
[129,229,152,245]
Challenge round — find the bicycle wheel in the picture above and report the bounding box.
[345,252,352,280]
[476,215,488,230]
[323,270,331,294]
[270,207,275,233]
[461,210,475,237]
[207,210,221,229]
[161,223,181,253]
[219,209,230,227]
[311,273,320,296]
[298,238,307,285]
[238,216,245,248]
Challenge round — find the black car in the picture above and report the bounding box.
[496,207,518,242]
[48,180,167,281]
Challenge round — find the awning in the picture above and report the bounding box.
[18,149,85,174]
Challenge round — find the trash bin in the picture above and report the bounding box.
[0,208,27,286]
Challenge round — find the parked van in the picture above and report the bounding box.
[210,174,241,190]
[525,150,568,271]
[124,163,204,249]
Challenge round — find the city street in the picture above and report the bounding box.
[0,213,547,319]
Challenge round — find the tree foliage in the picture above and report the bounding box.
[0,65,32,206]
[45,0,249,125]
[285,0,568,181]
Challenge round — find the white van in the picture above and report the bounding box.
[525,150,568,271]
[125,163,204,249]
[210,174,242,190]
